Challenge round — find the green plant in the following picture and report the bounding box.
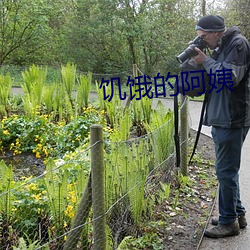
[43,84,56,114]
[13,233,49,250]
[12,177,49,241]
[43,159,69,225]
[0,106,102,158]
[178,173,192,189]
[21,65,47,118]
[157,182,171,204]
[117,233,163,250]
[172,190,180,210]
[0,161,15,222]
[105,136,153,236]
[76,72,92,110]
[96,80,106,110]
[0,73,12,117]
[60,62,76,102]
[144,100,174,163]
[105,94,122,128]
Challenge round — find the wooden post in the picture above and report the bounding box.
[180,95,189,176]
[91,124,106,250]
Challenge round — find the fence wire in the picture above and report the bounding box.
[0,93,191,249]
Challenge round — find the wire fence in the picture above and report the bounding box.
[0,104,190,249]
[0,64,191,249]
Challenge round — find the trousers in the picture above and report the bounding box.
[211,126,249,225]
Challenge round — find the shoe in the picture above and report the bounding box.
[204,222,240,238]
[211,214,247,229]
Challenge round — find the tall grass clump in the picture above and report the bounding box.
[21,65,47,118]
[76,72,92,112]
[145,100,175,164]
[60,63,76,103]
[0,73,12,117]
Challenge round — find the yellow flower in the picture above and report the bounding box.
[3,130,9,135]
[12,207,17,212]
[32,193,42,201]
[65,205,74,218]
[26,183,37,191]
[71,195,76,204]
[36,152,41,159]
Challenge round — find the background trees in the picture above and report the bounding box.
[0,0,247,77]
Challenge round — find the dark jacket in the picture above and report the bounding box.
[201,26,250,128]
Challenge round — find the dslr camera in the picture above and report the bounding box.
[176,36,208,64]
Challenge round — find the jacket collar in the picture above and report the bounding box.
[220,26,241,49]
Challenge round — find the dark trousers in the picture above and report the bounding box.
[211,126,249,225]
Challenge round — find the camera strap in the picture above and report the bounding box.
[189,89,209,164]
[174,86,180,168]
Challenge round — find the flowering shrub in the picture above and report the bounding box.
[0,105,104,158]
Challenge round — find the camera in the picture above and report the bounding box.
[176,36,208,64]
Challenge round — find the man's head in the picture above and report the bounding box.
[195,15,225,49]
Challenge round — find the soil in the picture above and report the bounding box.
[0,152,45,180]
[158,129,217,250]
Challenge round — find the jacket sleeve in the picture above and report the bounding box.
[203,36,250,88]
[178,58,207,97]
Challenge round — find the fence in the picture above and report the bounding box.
[0,64,191,249]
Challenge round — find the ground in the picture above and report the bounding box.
[159,130,217,250]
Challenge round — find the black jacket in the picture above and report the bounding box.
[202,26,250,128]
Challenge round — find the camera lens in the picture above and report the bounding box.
[176,44,198,63]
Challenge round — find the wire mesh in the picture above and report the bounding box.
[0,111,184,249]
[0,63,192,248]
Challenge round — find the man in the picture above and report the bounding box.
[187,15,250,238]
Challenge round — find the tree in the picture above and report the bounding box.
[0,0,48,65]
[220,0,250,39]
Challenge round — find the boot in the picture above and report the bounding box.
[204,222,240,238]
[211,214,247,229]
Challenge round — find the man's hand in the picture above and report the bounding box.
[192,47,207,64]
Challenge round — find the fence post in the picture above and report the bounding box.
[180,95,189,176]
[91,124,106,250]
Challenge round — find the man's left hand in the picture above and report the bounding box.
[192,47,207,64]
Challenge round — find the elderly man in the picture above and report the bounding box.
[185,15,250,238]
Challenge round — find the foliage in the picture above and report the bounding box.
[145,100,175,163]
[0,161,15,222]
[61,63,76,101]
[0,108,101,158]
[21,65,47,118]
[13,235,46,250]
[0,148,91,249]
[76,71,92,110]
[117,233,163,250]
[0,73,12,117]
[0,0,52,65]
[0,0,234,75]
